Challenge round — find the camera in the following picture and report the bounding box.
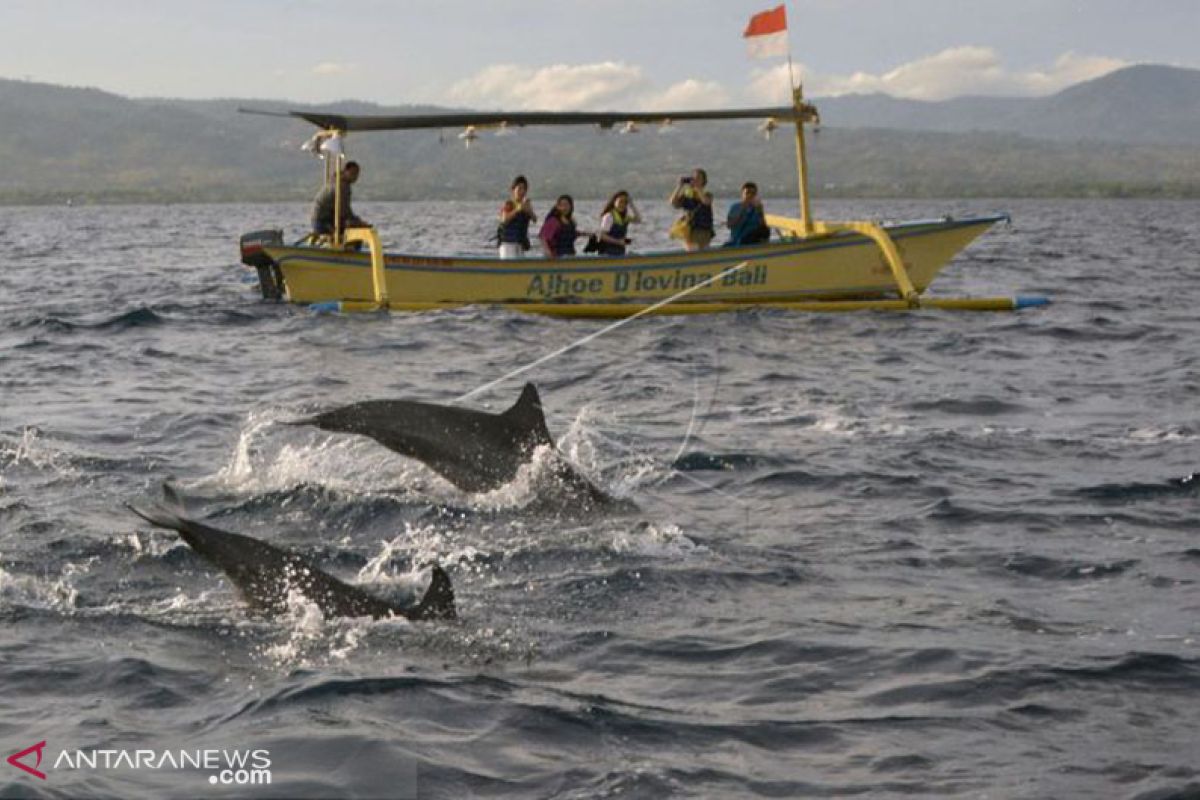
[680,176,693,185]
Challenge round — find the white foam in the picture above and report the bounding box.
[139,587,229,619]
[0,427,80,477]
[610,522,705,558]
[0,555,92,612]
[205,406,461,501]
[729,396,916,440]
[555,405,664,495]
[257,587,384,669]
[468,445,554,511]
[206,401,654,513]
[1126,426,1199,444]
[359,523,486,584]
[811,407,860,437]
[120,530,179,560]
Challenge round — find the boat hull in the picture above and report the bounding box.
[260,215,1005,309]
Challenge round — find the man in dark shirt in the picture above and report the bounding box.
[311,161,369,237]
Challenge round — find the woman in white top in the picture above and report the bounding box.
[497,175,537,259]
[596,190,641,256]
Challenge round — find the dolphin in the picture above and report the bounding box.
[296,383,616,507]
[127,485,455,621]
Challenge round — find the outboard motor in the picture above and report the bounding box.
[239,229,285,301]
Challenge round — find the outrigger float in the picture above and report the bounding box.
[239,88,1047,317]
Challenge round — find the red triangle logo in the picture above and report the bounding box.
[7,741,47,780]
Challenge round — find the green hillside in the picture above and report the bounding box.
[2,70,1199,204]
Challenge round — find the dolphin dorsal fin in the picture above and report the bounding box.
[161,481,187,514]
[503,383,554,444]
[411,564,456,621]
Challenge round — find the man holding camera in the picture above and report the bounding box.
[726,181,771,246]
[669,168,715,251]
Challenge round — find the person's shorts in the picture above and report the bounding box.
[687,228,714,249]
[498,242,524,259]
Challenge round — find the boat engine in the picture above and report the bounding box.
[239,229,285,301]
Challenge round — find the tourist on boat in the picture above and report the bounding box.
[596,191,641,256]
[310,160,369,237]
[497,175,537,259]
[669,168,715,251]
[726,181,771,246]
[538,195,588,258]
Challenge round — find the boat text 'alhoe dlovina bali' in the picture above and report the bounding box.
[237,86,1047,318]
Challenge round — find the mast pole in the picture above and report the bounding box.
[787,40,813,234]
[333,140,344,247]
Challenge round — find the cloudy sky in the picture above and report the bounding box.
[2,0,1196,108]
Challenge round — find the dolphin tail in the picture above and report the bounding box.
[126,484,227,557]
[125,500,220,556]
[126,501,185,533]
[125,482,193,536]
[409,564,457,621]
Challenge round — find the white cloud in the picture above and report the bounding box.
[747,64,795,105]
[446,62,728,111]
[748,48,1128,102]
[448,62,646,110]
[312,62,355,76]
[1015,52,1130,95]
[643,78,730,110]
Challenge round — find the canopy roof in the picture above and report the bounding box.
[239,106,812,132]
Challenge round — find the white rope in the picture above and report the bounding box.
[548,415,756,516]
[454,261,750,404]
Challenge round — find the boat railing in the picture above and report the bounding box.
[343,226,388,308]
[765,215,920,306]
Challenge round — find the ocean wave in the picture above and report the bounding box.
[5,306,165,334]
[906,396,1029,416]
[1073,472,1200,501]
[671,452,771,471]
[1001,554,1140,581]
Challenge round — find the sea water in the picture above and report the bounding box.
[1,198,1198,798]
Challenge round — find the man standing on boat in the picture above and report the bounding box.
[669,168,715,251]
[311,161,369,238]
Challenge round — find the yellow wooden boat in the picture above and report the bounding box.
[239,90,1044,317]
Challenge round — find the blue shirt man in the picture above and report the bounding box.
[726,181,770,246]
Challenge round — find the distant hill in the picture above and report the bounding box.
[1,64,1199,204]
[816,65,1200,146]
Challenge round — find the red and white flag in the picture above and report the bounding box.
[743,5,789,59]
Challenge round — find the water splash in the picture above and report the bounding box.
[556,405,665,495]
[610,522,705,558]
[208,406,456,501]
[359,522,486,583]
[0,555,93,612]
[1126,425,1199,444]
[256,589,383,669]
[0,427,80,477]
